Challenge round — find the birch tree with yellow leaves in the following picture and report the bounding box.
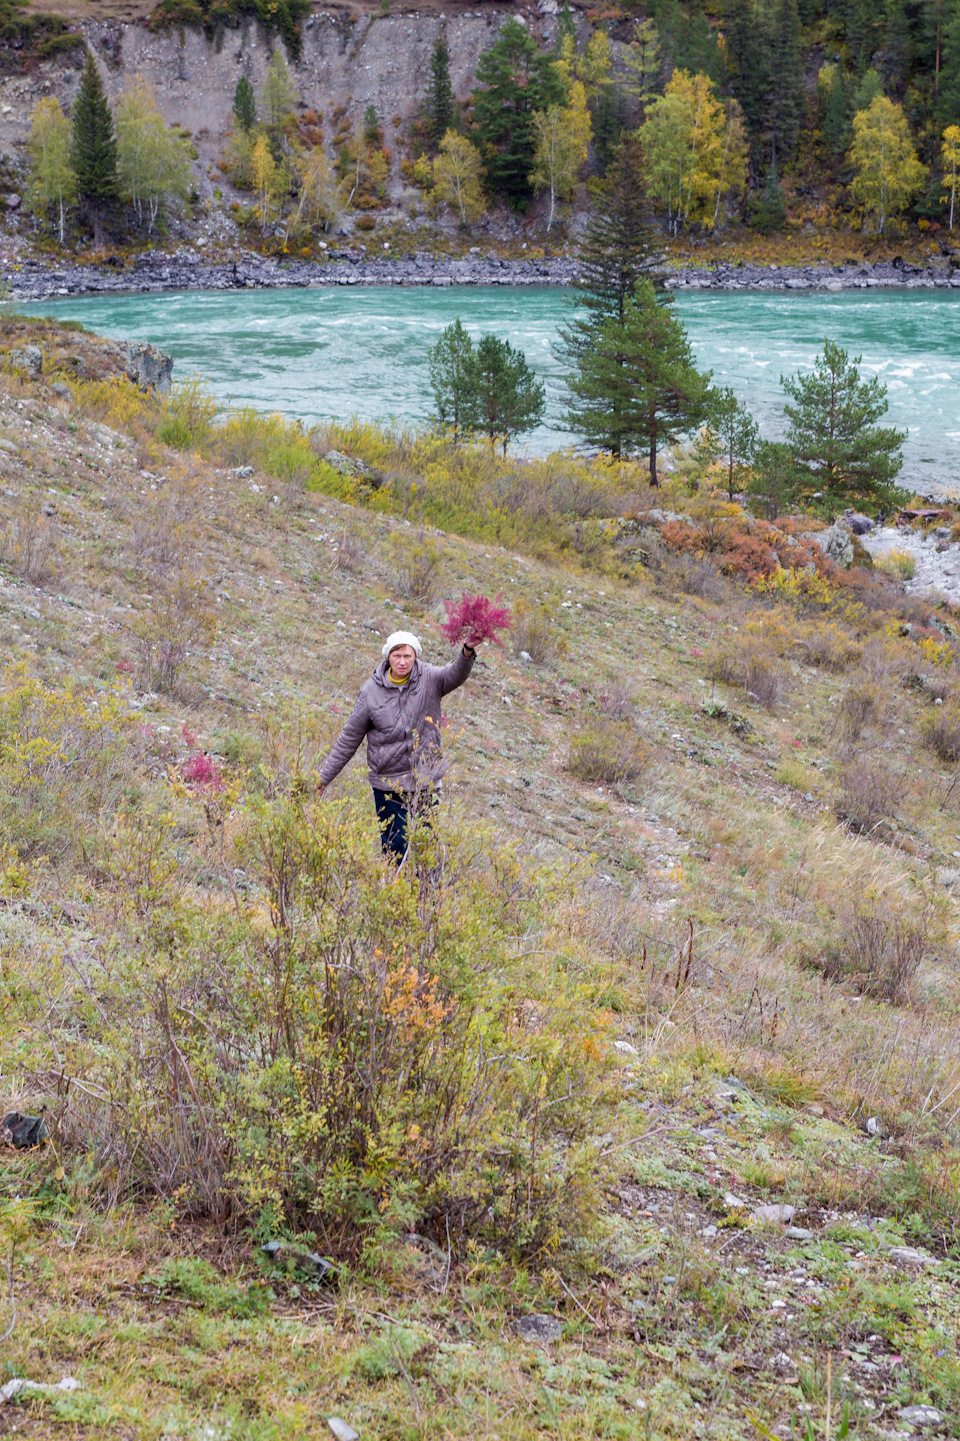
[941,124,960,231]
[639,69,747,233]
[849,96,927,235]
[531,80,590,231]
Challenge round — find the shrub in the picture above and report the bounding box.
[0,664,138,860]
[355,215,377,232]
[922,705,960,763]
[807,899,930,1005]
[834,679,882,741]
[833,758,899,834]
[511,603,558,664]
[876,549,917,580]
[597,681,637,721]
[707,636,792,711]
[568,717,647,785]
[49,795,610,1262]
[385,530,445,605]
[797,621,861,670]
[1,503,62,585]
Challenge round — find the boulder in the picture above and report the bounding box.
[1,1111,48,1148]
[122,341,173,395]
[804,522,854,568]
[6,345,42,379]
[846,511,874,535]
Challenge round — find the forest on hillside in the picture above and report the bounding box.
[16,0,960,246]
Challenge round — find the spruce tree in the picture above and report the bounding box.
[70,52,119,250]
[565,279,711,474]
[472,19,564,207]
[425,32,455,150]
[723,0,771,159]
[881,0,912,94]
[233,76,257,132]
[823,64,851,161]
[561,133,668,377]
[766,0,804,166]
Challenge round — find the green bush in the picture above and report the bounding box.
[49,791,610,1264]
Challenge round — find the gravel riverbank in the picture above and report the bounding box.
[4,248,960,300]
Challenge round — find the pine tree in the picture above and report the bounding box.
[233,76,257,132]
[425,31,455,150]
[260,49,298,153]
[782,338,906,509]
[428,319,476,443]
[750,161,786,232]
[465,334,546,455]
[705,385,759,500]
[472,19,565,207]
[70,52,119,250]
[565,278,712,475]
[723,0,771,158]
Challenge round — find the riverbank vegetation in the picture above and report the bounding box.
[1,313,960,1436]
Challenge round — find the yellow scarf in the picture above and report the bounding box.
[388,670,410,686]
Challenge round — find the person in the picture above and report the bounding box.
[317,629,478,861]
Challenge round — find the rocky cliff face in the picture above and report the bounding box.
[0,5,563,210]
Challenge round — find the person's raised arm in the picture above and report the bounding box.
[318,693,372,790]
[436,641,478,697]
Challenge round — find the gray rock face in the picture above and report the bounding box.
[846,512,874,535]
[122,341,173,394]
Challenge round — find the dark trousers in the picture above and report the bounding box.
[372,788,436,861]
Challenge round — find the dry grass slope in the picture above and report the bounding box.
[0,324,958,1440]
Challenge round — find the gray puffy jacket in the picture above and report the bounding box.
[320,647,476,791]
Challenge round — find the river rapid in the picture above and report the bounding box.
[24,285,960,495]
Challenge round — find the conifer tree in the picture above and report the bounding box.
[782,338,906,508]
[428,319,476,443]
[465,334,546,455]
[472,19,564,207]
[822,64,851,161]
[426,31,455,150]
[766,0,804,166]
[881,0,912,93]
[233,76,257,132]
[565,279,711,474]
[557,0,575,47]
[70,52,119,250]
[565,134,667,340]
[723,0,770,156]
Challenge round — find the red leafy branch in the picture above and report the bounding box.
[182,749,224,793]
[440,592,513,648]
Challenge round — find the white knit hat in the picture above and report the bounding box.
[382,630,422,658]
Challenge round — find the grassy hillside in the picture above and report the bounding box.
[0,318,959,1440]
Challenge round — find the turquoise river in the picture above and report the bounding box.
[25,286,960,493]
